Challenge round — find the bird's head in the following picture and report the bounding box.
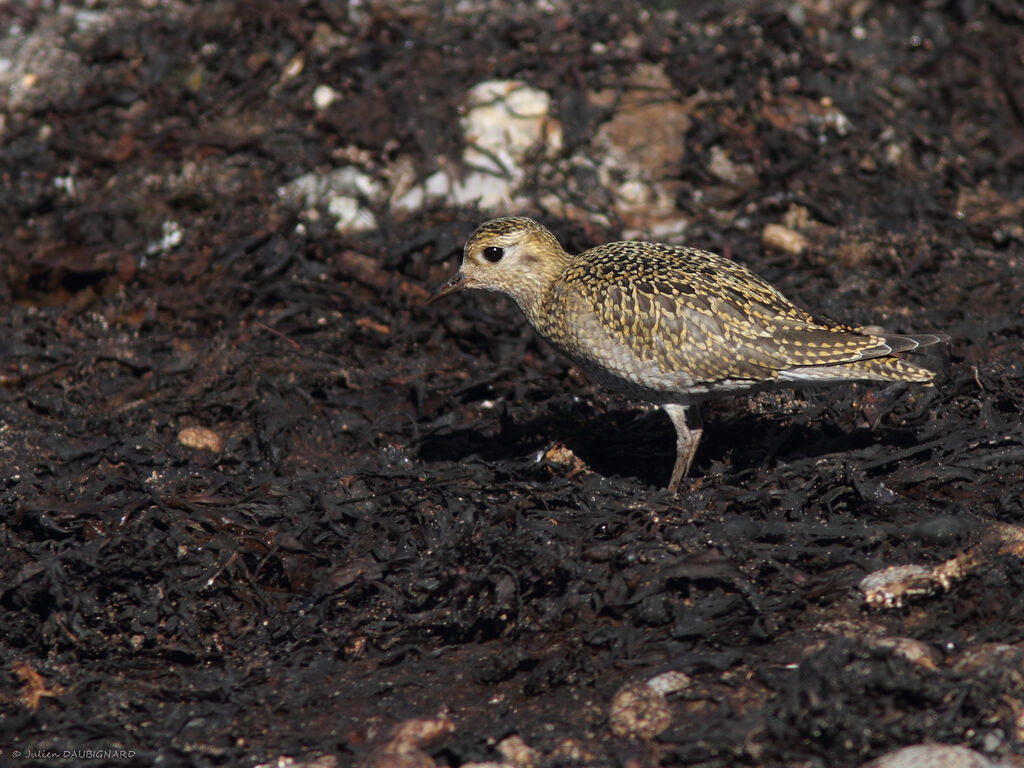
[428,217,571,315]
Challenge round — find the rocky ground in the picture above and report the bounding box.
[2,1,1023,767]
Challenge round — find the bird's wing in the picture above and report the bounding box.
[551,243,902,386]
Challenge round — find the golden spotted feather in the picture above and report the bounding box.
[538,241,936,399]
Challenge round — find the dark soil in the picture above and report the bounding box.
[2,2,1023,767]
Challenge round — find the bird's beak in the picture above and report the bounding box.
[428,271,469,304]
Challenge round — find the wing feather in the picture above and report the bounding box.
[541,242,934,392]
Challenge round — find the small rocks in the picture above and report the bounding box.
[861,521,1024,608]
[256,756,338,768]
[862,744,1008,768]
[177,425,223,452]
[418,79,561,211]
[312,84,340,110]
[608,670,691,740]
[859,563,953,608]
[868,636,942,670]
[145,219,185,256]
[461,80,562,178]
[495,734,539,767]
[707,146,758,190]
[762,223,809,255]
[609,683,672,740]
[762,94,852,141]
[362,717,455,768]
[302,79,564,228]
[278,167,383,233]
[539,443,588,479]
[586,63,693,237]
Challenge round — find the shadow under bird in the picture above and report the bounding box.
[429,217,945,491]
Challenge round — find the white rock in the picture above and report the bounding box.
[862,744,1007,768]
[446,80,561,209]
[145,220,184,256]
[327,195,377,232]
[278,167,383,232]
[461,79,562,173]
[312,84,340,110]
[390,80,562,214]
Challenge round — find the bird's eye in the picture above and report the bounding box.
[482,246,505,263]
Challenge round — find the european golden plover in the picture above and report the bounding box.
[430,217,944,491]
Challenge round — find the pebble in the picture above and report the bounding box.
[177,426,223,452]
[862,744,1008,768]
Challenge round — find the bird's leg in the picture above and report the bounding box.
[662,404,703,492]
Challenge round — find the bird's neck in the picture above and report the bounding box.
[508,250,574,330]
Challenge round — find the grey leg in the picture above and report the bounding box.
[663,404,703,492]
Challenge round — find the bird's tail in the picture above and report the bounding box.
[779,357,934,383]
[779,331,948,384]
[870,332,948,354]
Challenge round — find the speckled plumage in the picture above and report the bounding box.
[430,217,944,490]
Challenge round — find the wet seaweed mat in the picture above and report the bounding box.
[2,1,1024,767]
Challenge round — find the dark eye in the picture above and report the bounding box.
[482,246,504,263]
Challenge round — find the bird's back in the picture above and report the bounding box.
[534,241,938,403]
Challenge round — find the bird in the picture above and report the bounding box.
[429,216,945,491]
